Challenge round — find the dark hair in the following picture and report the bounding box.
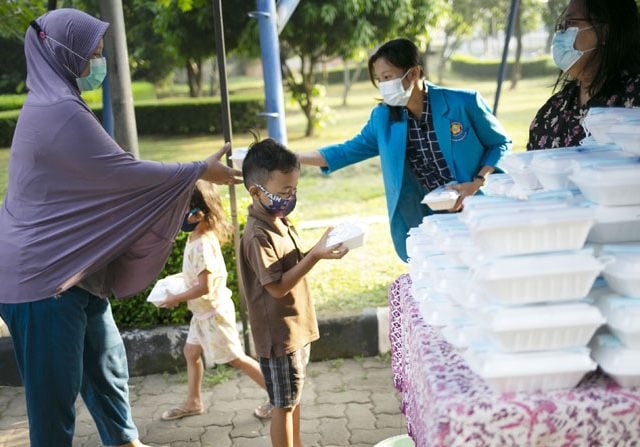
[242,138,300,190]
[557,0,640,98]
[190,180,231,244]
[367,38,424,121]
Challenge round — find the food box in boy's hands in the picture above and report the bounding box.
[325,222,367,250]
[147,273,188,307]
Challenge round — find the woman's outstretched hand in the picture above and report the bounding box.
[201,142,243,185]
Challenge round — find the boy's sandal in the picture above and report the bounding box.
[161,406,204,421]
[254,401,273,419]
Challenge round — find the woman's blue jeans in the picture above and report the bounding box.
[0,287,138,447]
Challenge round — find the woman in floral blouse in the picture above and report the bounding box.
[527,0,640,150]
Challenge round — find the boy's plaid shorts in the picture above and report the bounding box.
[259,344,310,408]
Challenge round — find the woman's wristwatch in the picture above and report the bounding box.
[474,174,487,185]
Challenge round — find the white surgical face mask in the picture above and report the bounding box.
[378,70,414,106]
[551,26,595,72]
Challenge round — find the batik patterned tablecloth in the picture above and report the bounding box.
[389,274,640,447]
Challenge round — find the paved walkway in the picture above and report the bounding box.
[0,356,406,446]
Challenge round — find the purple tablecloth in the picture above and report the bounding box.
[389,273,640,447]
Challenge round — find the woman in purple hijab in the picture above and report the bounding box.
[0,8,241,447]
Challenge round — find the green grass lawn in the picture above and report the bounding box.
[0,71,558,313]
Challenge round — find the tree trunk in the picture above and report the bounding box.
[209,57,219,96]
[186,59,203,97]
[510,6,523,90]
[342,59,350,106]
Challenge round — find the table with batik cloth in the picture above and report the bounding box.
[388,273,640,447]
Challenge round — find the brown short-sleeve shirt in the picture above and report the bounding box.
[239,204,319,358]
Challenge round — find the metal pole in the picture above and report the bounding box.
[252,0,287,145]
[493,0,520,116]
[99,0,140,157]
[47,0,57,10]
[212,0,251,356]
[101,61,114,137]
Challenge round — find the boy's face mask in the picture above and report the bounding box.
[76,57,107,91]
[256,184,297,217]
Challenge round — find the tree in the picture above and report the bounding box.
[0,0,46,40]
[510,0,543,89]
[428,0,476,84]
[279,0,446,137]
[542,0,569,52]
[152,0,252,97]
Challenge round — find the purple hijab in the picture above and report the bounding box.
[0,9,206,303]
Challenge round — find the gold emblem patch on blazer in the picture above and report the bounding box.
[450,121,467,141]
[450,122,463,135]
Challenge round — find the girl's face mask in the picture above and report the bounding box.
[378,69,414,106]
[551,26,595,72]
[181,208,201,232]
[256,184,297,217]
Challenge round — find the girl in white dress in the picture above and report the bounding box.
[159,180,272,420]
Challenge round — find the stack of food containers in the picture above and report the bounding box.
[407,107,640,393]
[575,108,640,388]
[407,196,605,393]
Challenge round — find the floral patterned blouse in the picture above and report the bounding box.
[527,72,640,150]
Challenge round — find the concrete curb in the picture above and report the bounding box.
[0,307,390,386]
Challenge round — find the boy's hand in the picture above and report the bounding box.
[158,292,179,309]
[309,227,349,260]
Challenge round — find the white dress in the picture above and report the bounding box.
[183,232,244,367]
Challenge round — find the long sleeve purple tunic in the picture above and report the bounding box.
[0,9,206,303]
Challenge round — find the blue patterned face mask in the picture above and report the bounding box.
[552,27,595,72]
[256,184,297,217]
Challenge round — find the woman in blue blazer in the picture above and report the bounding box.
[299,39,511,261]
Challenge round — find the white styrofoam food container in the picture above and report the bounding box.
[467,205,595,257]
[228,147,248,170]
[529,147,631,191]
[602,253,640,298]
[582,107,640,145]
[325,222,367,250]
[475,302,604,352]
[421,185,460,211]
[463,347,597,393]
[418,294,466,327]
[472,251,603,305]
[596,293,640,349]
[441,319,485,349]
[570,162,640,206]
[147,273,188,307]
[590,333,640,388]
[529,154,579,191]
[606,123,640,156]
[587,203,640,243]
[500,152,543,191]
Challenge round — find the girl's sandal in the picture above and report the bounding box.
[161,406,204,421]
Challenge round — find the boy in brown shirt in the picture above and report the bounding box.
[239,139,348,447]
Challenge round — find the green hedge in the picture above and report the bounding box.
[450,54,557,79]
[0,110,19,147]
[0,96,264,147]
[111,218,246,329]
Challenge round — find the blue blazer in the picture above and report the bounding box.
[319,82,511,261]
